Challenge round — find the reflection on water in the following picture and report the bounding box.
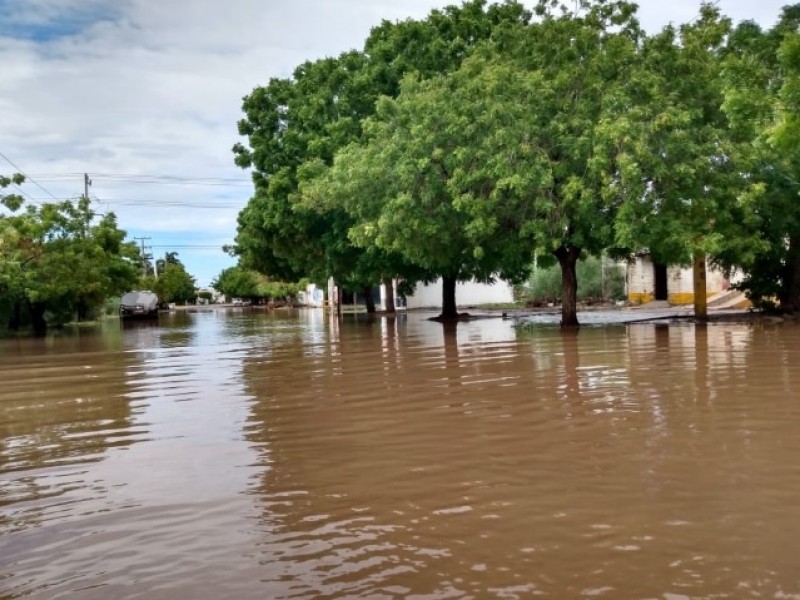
[2,311,800,599]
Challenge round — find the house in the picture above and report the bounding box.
[384,277,514,310]
[626,253,743,305]
[299,283,326,307]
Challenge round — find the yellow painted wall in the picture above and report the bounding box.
[628,292,654,304]
[668,292,694,305]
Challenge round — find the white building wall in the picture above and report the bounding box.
[404,278,514,309]
[299,283,325,307]
[628,255,739,304]
[667,265,728,295]
[669,266,693,295]
[626,255,655,302]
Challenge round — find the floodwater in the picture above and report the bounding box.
[1,309,799,599]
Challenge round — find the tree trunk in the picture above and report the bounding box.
[779,233,800,313]
[382,277,395,313]
[693,252,708,321]
[76,299,89,322]
[555,246,581,327]
[362,284,376,314]
[30,301,47,336]
[440,276,458,320]
[7,299,22,331]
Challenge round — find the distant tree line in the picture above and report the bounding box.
[229,0,800,326]
[212,265,307,305]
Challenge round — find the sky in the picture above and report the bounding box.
[0,0,790,288]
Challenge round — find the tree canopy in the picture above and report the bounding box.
[212,265,305,304]
[300,0,642,322]
[231,0,800,322]
[231,0,532,313]
[1,184,139,334]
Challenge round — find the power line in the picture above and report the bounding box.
[11,183,34,201]
[21,196,247,209]
[25,172,253,186]
[150,245,230,249]
[0,151,60,200]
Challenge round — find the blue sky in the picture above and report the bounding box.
[0,0,122,42]
[0,0,789,287]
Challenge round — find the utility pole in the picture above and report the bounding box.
[134,236,151,278]
[84,173,91,200]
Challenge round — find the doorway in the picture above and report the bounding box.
[654,263,668,301]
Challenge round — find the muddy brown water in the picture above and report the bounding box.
[1,310,799,599]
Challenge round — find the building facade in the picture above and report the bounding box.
[626,254,739,305]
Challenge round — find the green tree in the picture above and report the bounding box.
[153,262,196,305]
[231,1,531,313]
[256,279,305,304]
[303,0,642,323]
[1,193,139,334]
[718,9,800,311]
[212,265,258,300]
[155,251,182,276]
[212,265,305,305]
[614,4,751,320]
[494,0,641,325]
[300,61,540,319]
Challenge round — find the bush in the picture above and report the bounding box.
[519,255,625,305]
[104,297,120,316]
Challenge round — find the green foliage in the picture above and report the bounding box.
[718,8,800,311]
[232,1,532,302]
[302,0,641,322]
[103,296,120,316]
[615,6,735,261]
[212,265,303,303]
[256,279,304,302]
[213,266,258,299]
[137,258,196,305]
[521,256,625,304]
[0,173,25,211]
[231,0,800,319]
[526,263,562,304]
[154,263,196,305]
[0,189,139,334]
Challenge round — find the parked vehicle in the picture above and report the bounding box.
[120,291,159,319]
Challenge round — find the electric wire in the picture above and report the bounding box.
[22,196,247,209]
[26,173,253,187]
[0,151,60,200]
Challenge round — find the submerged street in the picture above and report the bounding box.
[2,309,799,599]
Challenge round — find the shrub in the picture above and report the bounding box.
[519,255,625,305]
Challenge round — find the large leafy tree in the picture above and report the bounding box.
[1,192,139,334]
[493,0,642,325]
[155,251,182,276]
[141,259,197,305]
[303,0,642,324]
[231,1,530,313]
[718,8,800,311]
[614,4,752,319]
[155,263,196,305]
[212,265,258,300]
[300,61,540,319]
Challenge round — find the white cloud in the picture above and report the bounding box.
[0,0,789,286]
